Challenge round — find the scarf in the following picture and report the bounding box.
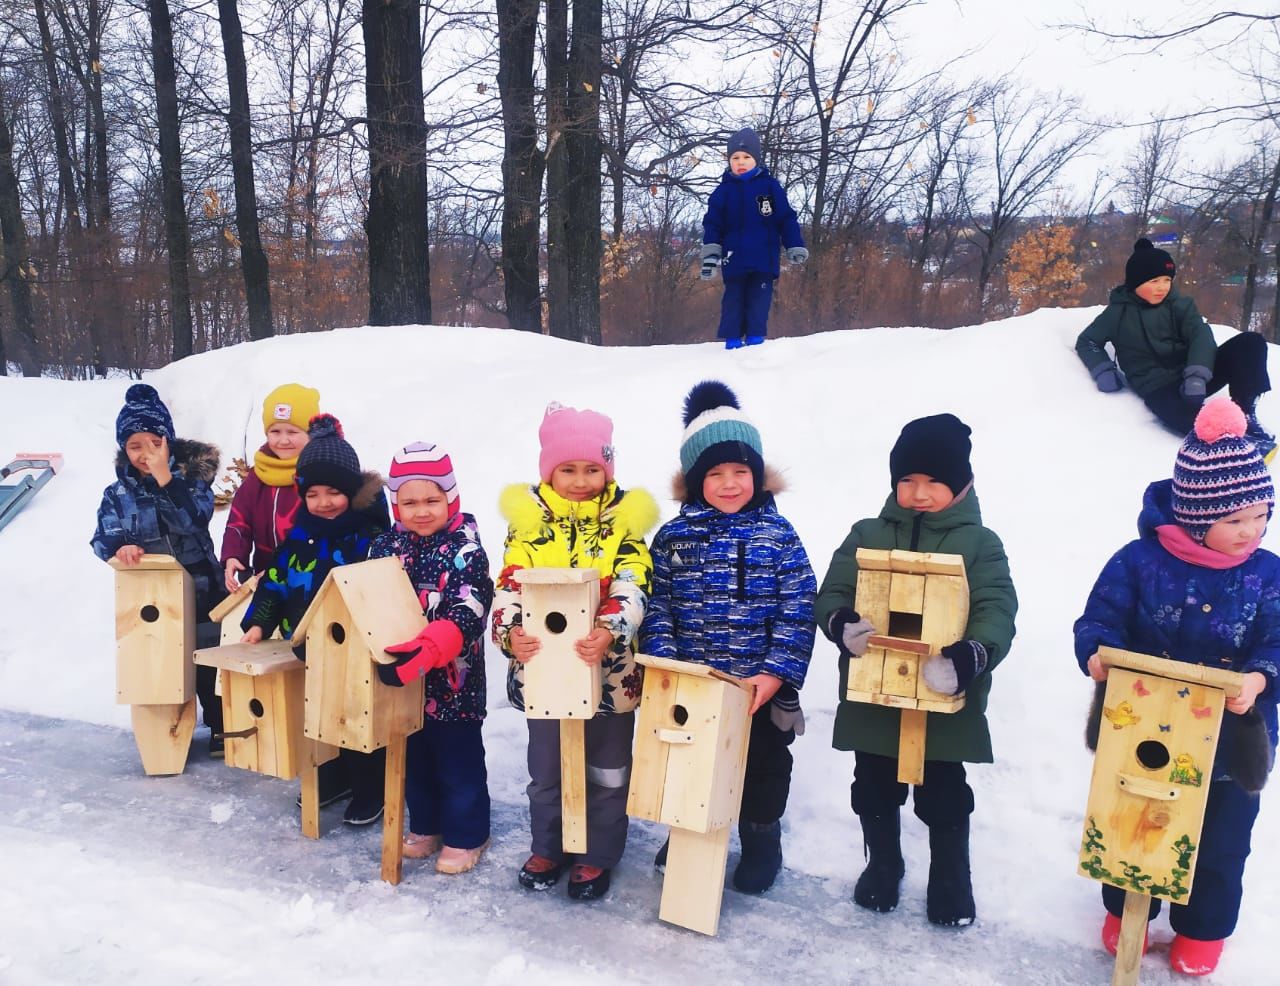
[1155,524,1262,570]
[253,445,298,488]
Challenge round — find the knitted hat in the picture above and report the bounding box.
[116,383,175,447]
[262,383,321,433]
[680,381,764,499]
[1172,399,1274,542]
[889,413,974,496]
[538,403,616,483]
[1125,238,1176,292]
[386,441,460,522]
[727,126,762,163]
[295,414,361,498]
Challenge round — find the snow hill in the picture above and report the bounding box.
[0,312,1276,984]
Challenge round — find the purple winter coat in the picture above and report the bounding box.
[220,448,301,575]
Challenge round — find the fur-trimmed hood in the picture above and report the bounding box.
[349,470,386,512]
[500,481,659,538]
[115,437,220,485]
[671,463,787,505]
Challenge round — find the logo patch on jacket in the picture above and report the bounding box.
[667,539,703,568]
[756,195,774,217]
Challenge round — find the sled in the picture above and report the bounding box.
[0,454,63,533]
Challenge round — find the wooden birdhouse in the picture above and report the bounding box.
[847,548,969,784]
[628,654,754,936]
[517,567,602,854]
[1079,646,1245,986]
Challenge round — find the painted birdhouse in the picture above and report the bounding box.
[293,556,426,753]
[1079,646,1244,904]
[518,568,602,718]
[628,653,754,936]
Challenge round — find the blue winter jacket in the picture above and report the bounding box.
[641,493,816,689]
[702,166,804,280]
[1074,479,1280,777]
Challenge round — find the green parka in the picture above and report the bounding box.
[814,489,1017,763]
[1075,285,1215,398]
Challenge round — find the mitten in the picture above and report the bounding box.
[786,246,809,264]
[828,607,874,658]
[923,639,988,696]
[700,243,722,280]
[1091,362,1123,394]
[1181,365,1211,401]
[378,620,464,687]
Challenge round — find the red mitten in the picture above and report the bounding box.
[380,621,465,687]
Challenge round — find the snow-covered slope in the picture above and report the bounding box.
[0,312,1275,983]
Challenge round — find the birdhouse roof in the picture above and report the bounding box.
[107,553,186,573]
[208,573,260,623]
[292,556,425,654]
[193,639,299,675]
[637,653,753,692]
[855,547,965,576]
[515,567,600,585]
[1098,646,1245,697]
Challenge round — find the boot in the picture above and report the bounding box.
[853,812,905,913]
[733,819,782,894]
[1101,911,1149,957]
[926,820,975,927]
[567,864,612,901]
[1170,935,1224,976]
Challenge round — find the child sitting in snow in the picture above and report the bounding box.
[1076,238,1274,458]
[815,413,1018,927]
[370,443,494,875]
[91,383,227,757]
[491,402,658,901]
[1073,399,1278,977]
[240,413,390,824]
[640,381,816,894]
[700,126,806,349]
[220,383,320,592]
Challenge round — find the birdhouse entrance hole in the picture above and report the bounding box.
[328,622,345,645]
[671,704,689,726]
[140,605,160,623]
[887,611,923,640]
[1135,740,1170,771]
[544,611,568,634]
[249,698,265,718]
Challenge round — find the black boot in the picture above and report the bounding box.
[733,820,782,894]
[853,812,905,913]
[927,819,975,927]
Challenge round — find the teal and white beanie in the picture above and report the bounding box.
[680,381,764,503]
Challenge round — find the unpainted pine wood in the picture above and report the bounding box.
[522,577,602,719]
[130,699,196,776]
[888,572,926,616]
[922,553,966,576]
[209,573,258,625]
[224,668,258,773]
[115,564,194,705]
[1111,890,1150,986]
[1098,646,1246,698]
[854,548,893,571]
[659,824,733,936]
[381,731,409,885]
[561,719,588,853]
[882,653,921,700]
[300,759,321,839]
[854,565,892,632]
[847,647,888,701]
[919,570,970,705]
[194,639,297,675]
[637,652,743,687]
[888,549,931,575]
[628,665,677,822]
[514,567,601,584]
[274,663,307,780]
[332,557,428,658]
[702,677,753,832]
[897,708,927,785]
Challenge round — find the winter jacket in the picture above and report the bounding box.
[641,479,816,690]
[703,166,804,280]
[369,513,494,723]
[220,446,302,575]
[815,488,1018,763]
[241,472,389,642]
[1074,479,1280,779]
[492,480,658,716]
[92,438,225,615]
[1076,286,1216,398]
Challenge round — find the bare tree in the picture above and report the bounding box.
[1120,119,1183,238]
[0,87,37,375]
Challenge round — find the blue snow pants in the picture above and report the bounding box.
[718,272,774,340]
[406,719,491,850]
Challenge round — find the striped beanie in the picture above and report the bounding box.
[386,442,460,522]
[1172,399,1274,542]
[680,381,763,501]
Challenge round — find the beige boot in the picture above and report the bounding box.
[436,839,490,874]
[403,833,442,860]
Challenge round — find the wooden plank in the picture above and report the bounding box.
[515,567,601,584]
[300,761,321,840]
[561,719,588,854]
[922,553,966,577]
[523,577,602,719]
[209,574,259,623]
[854,548,893,571]
[1097,646,1246,698]
[224,669,257,773]
[888,572,926,615]
[888,550,930,575]
[1111,890,1149,986]
[702,678,753,832]
[659,825,733,936]
[627,666,675,823]
[868,635,931,655]
[916,696,966,714]
[193,640,299,676]
[854,567,892,632]
[636,653,747,689]
[847,648,887,700]
[108,554,185,572]
[882,653,920,700]
[919,571,970,706]
[130,699,195,776]
[381,731,409,885]
[897,708,927,786]
[115,564,194,706]
[332,557,427,660]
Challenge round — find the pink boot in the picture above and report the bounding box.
[1101,912,1148,957]
[403,833,441,860]
[1170,935,1224,976]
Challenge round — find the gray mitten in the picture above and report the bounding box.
[1181,365,1211,401]
[786,246,809,264]
[1091,362,1123,394]
[828,607,875,658]
[700,244,722,280]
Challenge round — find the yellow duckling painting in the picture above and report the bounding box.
[1170,752,1204,787]
[1103,700,1141,729]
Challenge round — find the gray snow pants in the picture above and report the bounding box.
[526,711,635,869]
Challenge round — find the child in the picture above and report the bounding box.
[371,442,494,874]
[701,126,807,350]
[240,413,390,823]
[1073,399,1278,977]
[92,383,227,756]
[492,402,658,901]
[641,381,816,894]
[815,414,1018,927]
[1076,238,1274,457]
[221,383,320,592]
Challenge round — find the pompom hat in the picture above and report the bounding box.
[261,383,321,433]
[295,414,361,498]
[679,381,764,500]
[538,402,616,483]
[1125,237,1177,292]
[387,441,460,522]
[1172,399,1274,542]
[115,383,175,447]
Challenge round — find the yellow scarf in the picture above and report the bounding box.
[253,447,298,487]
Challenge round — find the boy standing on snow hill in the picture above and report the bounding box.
[701,126,807,350]
[1076,237,1274,459]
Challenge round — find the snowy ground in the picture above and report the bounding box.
[1,310,1276,984]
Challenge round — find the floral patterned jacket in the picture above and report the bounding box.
[491,480,658,716]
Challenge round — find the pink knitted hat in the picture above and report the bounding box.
[1172,399,1274,542]
[537,402,616,482]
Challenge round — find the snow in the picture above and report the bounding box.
[1,311,1277,984]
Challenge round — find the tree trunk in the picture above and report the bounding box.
[1242,155,1280,333]
[362,0,431,326]
[544,0,570,337]
[496,0,544,333]
[147,0,195,360]
[217,0,274,341]
[561,0,602,344]
[0,97,38,376]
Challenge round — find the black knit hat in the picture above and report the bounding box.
[295,413,361,498]
[727,127,762,163]
[115,384,175,447]
[1125,238,1176,292]
[889,414,973,497]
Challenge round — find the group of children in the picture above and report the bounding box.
[93,348,1276,975]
